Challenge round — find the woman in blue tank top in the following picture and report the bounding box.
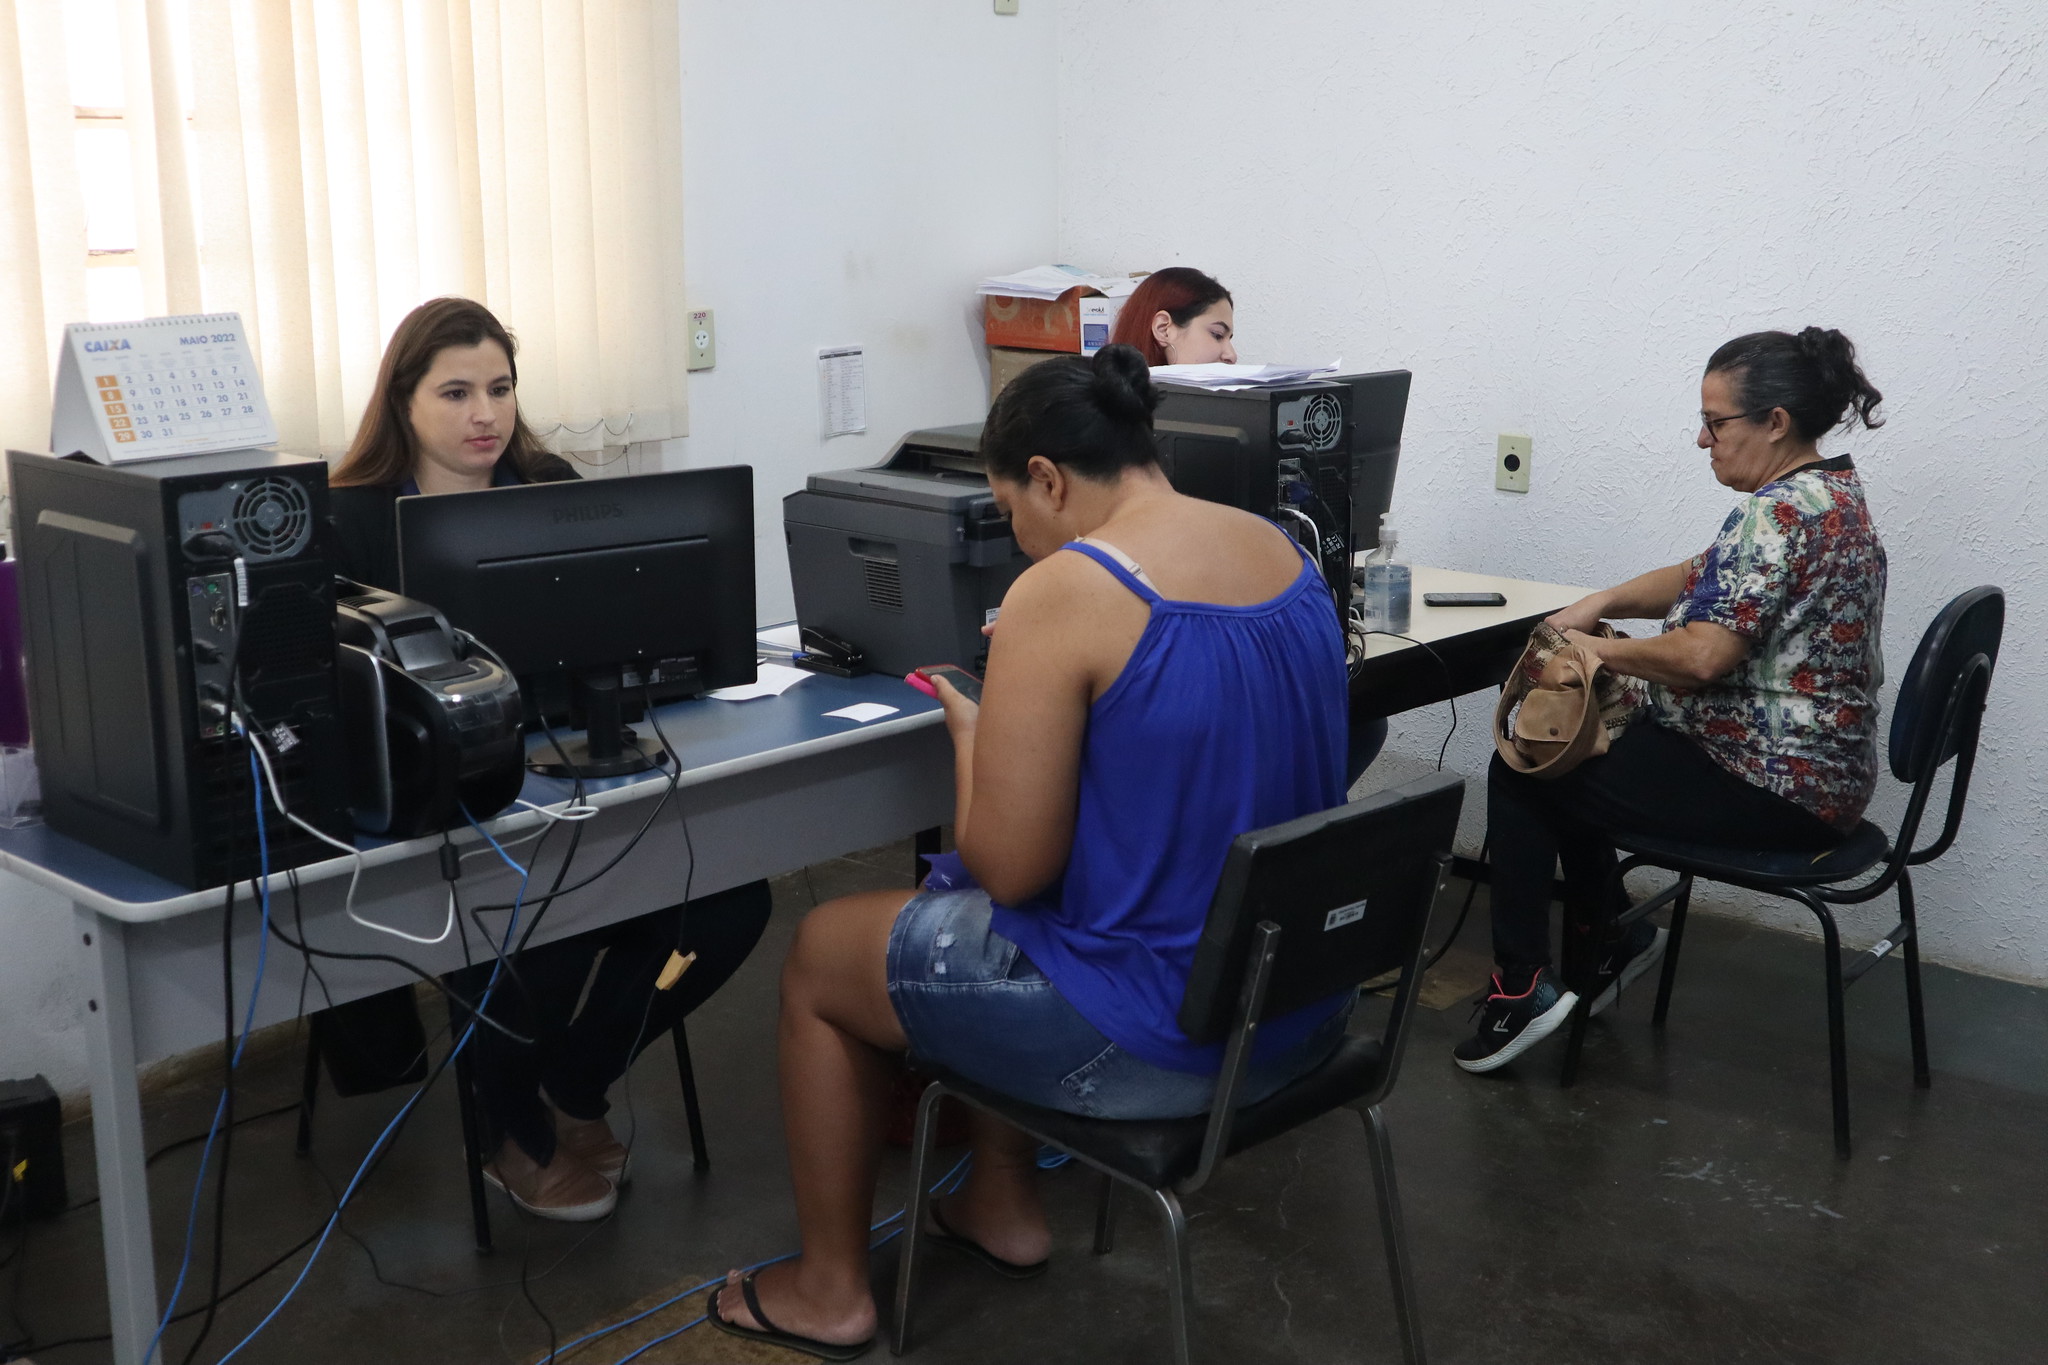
[711,346,1353,1360]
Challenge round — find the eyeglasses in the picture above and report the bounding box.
[1699,408,1769,443]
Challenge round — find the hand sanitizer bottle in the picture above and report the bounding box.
[1360,514,1411,635]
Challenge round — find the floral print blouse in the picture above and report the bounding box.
[1650,456,1887,828]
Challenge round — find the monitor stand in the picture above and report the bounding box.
[529,669,668,779]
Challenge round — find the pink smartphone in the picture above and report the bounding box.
[905,665,983,704]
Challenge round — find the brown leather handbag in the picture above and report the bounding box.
[1493,622,1646,778]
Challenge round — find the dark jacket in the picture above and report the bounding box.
[327,451,580,590]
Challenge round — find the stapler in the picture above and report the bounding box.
[793,625,868,678]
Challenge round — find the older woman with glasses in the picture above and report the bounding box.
[1453,328,1889,1073]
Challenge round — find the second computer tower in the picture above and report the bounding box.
[1153,370,1411,603]
[8,448,351,890]
[1153,380,1355,604]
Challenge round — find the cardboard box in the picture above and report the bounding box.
[1078,296,1121,356]
[988,346,1063,404]
[983,288,1125,355]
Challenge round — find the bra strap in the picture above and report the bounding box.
[1063,540,1163,604]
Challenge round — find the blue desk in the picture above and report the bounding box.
[0,669,949,1365]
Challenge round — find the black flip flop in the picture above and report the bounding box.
[925,1203,1050,1280]
[706,1274,874,1362]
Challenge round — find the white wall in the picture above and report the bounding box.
[662,0,1059,622]
[1057,0,2048,983]
[0,2,1060,1099]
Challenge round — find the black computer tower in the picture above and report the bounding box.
[7,448,351,889]
[1154,380,1355,603]
[1154,370,1412,599]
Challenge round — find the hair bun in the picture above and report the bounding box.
[1797,325,1847,362]
[1089,343,1160,424]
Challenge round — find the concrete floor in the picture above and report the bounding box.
[6,837,2048,1364]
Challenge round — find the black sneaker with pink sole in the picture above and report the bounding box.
[1453,968,1579,1073]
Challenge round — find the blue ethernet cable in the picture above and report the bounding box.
[140,748,278,1364]
[208,807,530,1363]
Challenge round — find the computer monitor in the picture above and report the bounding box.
[1337,369,1412,554]
[397,466,756,777]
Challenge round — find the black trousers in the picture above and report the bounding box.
[458,878,772,1164]
[1486,722,1842,972]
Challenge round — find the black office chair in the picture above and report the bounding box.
[296,1002,710,1252]
[1558,586,2004,1158]
[892,773,1465,1365]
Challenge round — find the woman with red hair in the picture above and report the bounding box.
[1109,267,1237,366]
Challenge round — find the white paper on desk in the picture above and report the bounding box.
[757,622,803,651]
[705,663,813,701]
[1151,360,1342,391]
[823,702,899,724]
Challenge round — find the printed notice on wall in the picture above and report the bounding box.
[49,313,277,464]
[818,345,867,438]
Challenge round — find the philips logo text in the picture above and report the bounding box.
[551,503,625,525]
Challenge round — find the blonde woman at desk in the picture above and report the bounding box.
[325,297,771,1220]
[710,344,1349,1359]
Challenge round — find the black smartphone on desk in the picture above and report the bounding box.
[1423,591,1507,607]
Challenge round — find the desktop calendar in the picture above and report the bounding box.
[49,313,277,463]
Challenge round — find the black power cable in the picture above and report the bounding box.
[178,869,237,1365]
[260,914,533,1046]
[171,586,258,1365]
[467,718,683,947]
[1357,629,1474,974]
[1,1132,31,1356]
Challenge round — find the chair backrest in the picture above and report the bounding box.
[1177,772,1465,1046]
[1888,586,2003,786]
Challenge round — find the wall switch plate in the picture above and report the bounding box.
[687,309,716,371]
[1496,433,1531,493]
[994,0,1019,13]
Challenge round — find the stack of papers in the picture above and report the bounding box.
[1151,361,1344,391]
[976,265,1140,300]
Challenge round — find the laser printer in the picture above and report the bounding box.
[783,425,1026,676]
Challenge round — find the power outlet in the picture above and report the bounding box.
[1496,434,1531,493]
[687,308,716,371]
[994,0,1019,13]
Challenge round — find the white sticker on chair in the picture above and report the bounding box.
[1324,900,1367,931]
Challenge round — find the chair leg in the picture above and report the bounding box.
[1897,869,1931,1088]
[1360,1104,1427,1365]
[1809,901,1853,1159]
[1558,994,1591,1088]
[891,1083,946,1356]
[1651,874,1693,1029]
[1151,1187,1196,1365]
[1093,1172,1118,1255]
[1556,863,1610,1088]
[294,1031,320,1157]
[451,1034,494,1253]
[672,1018,710,1171]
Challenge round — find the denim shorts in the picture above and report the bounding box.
[886,887,1351,1120]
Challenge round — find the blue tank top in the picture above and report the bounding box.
[990,534,1350,1074]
